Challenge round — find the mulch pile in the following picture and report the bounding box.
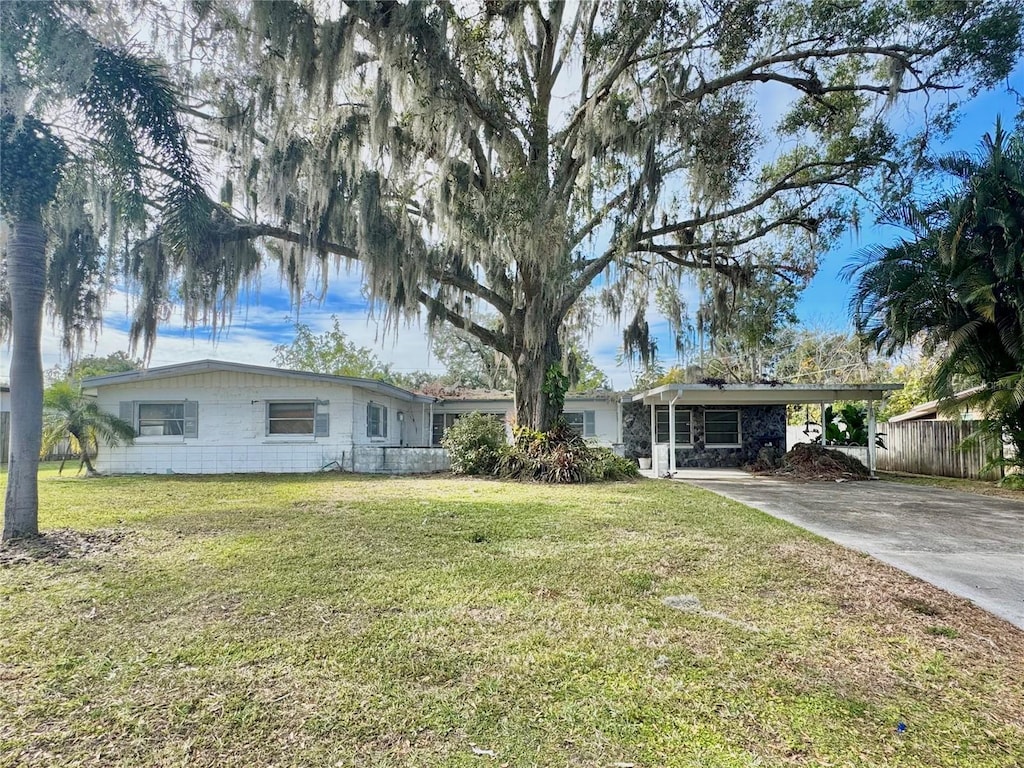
[748,442,870,481]
[0,528,128,567]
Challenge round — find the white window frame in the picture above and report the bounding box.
[266,400,316,436]
[704,409,741,447]
[367,402,388,439]
[564,410,597,438]
[654,406,693,445]
[136,401,185,437]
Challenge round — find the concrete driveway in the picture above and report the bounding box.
[675,470,1024,630]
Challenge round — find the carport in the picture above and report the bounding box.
[633,383,902,476]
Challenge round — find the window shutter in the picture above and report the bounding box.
[382,406,388,437]
[584,410,596,437]
[183,401,199,438]
[315,401,330,437]
[119,401,133,424]
[366,402,373,437]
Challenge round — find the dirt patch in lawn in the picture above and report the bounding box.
[0,528,130,567]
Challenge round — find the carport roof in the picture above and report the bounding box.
[631,382,902,406]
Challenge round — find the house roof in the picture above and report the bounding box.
[887,386,986,423]
[434,389,621,404]
[632,382,902,406]
[81,359,435,404]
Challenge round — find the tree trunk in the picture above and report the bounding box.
[79,442,97,476]
[3,217,47,541]
[512,328,563,432]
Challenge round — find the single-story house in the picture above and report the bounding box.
[82,360,439,475]
[82,359,899,476]
[887,386,987,423]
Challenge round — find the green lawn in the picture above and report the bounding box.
[1,468,1022,767]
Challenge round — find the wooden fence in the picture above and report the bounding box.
[877,420,1002,480]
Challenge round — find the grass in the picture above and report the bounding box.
[878,471,1024,500]
[1,467,1022,767]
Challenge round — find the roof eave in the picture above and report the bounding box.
[81,359,435,403]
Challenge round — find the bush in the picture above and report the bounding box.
[494,422,639,483]
[998,473,1024,490]
[441,412,507,475]
[589,447,641,481]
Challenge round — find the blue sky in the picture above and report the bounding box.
[8,65,1022,390]
[795,67,1023,330]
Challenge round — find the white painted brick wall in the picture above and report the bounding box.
[92,370,429,474]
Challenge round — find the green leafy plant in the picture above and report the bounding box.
[440,412,507,475]
[807,404,886,448]
[40,382,135,475]
[588,447,642,481]
[542,364,569,416]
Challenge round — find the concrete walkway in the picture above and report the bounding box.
[668,470,1024,630]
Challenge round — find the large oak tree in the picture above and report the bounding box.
[171,0,1022,430]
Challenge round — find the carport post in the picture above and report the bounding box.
[650,401,658,476]
[867,398,877,478]
[668,395,680,473]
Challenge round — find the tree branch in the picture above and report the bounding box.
[417,290,511,355]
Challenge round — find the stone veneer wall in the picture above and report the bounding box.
[622,402,786,468]
[621,400,652,460]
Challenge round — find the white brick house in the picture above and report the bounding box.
[82,360,437,474]
[82,360,629,475]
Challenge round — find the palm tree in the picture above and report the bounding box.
[1,1,208,539]
[846,119,1024,469]
[41,383,135,476]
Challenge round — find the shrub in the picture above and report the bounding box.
[998,473,1024,490]
[589,447,641,481]
[494,422,639,483]
[441,412,507,475]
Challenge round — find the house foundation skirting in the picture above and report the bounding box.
[97,444,451,475]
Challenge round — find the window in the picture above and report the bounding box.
[432,412,505,445]
[432,413,459,446]
[268,401,315,435]
[137,403,184,436]
[654,406,692,444]
[122,401,198,438]
[564,410,596,438]
[367,402,388,438]
[704,410,740,445]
